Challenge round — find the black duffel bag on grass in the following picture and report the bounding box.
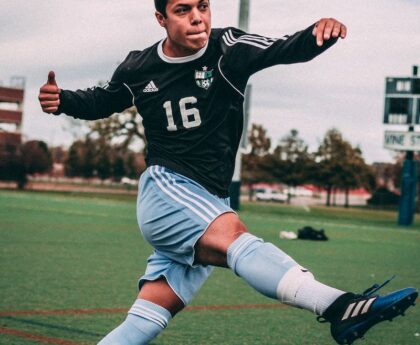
[297,226,329,241]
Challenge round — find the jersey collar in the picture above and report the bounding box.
[157,39,208,64]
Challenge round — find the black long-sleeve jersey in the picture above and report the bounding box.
[56,24,337,197]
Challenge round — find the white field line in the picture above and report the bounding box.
[3,204,133,220]
[244,214,417,234]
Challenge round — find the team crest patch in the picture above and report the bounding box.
[195,66,214,90]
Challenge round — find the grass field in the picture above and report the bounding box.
[1,190,419,345]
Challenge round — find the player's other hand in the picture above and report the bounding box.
[39,71,61,114]
[312,18,347,47]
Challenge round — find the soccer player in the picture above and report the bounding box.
[38,1,418,344]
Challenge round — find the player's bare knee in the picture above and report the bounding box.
[194,213,248,266]
[202,213,247,248]
[229,221,248,244]
[138,278,185,316]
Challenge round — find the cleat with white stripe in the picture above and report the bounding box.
[317,277,418,344]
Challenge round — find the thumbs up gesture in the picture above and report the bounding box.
[39,71,61,114]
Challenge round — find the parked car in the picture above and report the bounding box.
[283,186,313,197]
[121,177,138,186]
[255,188,288,202]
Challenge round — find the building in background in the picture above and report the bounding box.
[0,78,26,187]
[0,78,25,159]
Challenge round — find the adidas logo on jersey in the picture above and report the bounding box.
[143,81,159,93]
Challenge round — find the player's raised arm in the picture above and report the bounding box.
[38,71,61,114]
[39,57,135,121]
[220,18,347,77]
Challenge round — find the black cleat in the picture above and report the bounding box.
[318,277,418,344]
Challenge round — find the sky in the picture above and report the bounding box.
[1,0,419,163]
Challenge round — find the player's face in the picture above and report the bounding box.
[156,0,211,57]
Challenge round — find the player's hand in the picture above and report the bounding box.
[312,18,347,47]
[39,71,61,114]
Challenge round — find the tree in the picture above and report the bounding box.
[65,140,84,177]
[371,162,400,191]
[89,107,146,152]
[112,154,126,181]
[50,146,67,164]
[65,139,96,178]
[96,144,112,180]
[270,129,314,202]
[315,129,373,207]
[242,124,273,200]
[0,153,26,189]
[87,106,147,180]
[21,140,52,175]
[64,135,146,181]
[61,116,89,141]
[315,129,346,206]
[337,146,375,207]
[0,140,52,189]
[83,138,96,178]
[248,123,271,156]
[61,90,148,181]
[275,129,308,162]
[124,152,146,179]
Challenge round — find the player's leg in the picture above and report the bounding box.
[138,277,185,315]
[98,165,217,345]
[98,251,213,345]
[195,212,418,344]
[97,278,182,345]
[195,212,344,315]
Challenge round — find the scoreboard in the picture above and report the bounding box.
[383,68,419,226]
[383,77,420,124]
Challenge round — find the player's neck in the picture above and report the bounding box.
[162,38,203,58]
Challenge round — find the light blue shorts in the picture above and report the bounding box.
[136,165,233,305]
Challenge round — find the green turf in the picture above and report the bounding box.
[1,190,419,345]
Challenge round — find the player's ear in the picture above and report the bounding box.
[155,11,166,27]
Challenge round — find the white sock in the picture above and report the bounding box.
[227,233,345,315]
[277,266,345,315]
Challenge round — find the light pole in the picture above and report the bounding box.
[238,0,250,31]
[229,0,251,210]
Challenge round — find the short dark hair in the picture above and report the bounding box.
[154,0,168,17]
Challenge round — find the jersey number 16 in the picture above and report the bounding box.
[163,97,202,132]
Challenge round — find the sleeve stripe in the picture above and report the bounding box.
[222,29,281,50]
[241,34,278,43]
[223,34,269,50]
[223,30,271,49]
